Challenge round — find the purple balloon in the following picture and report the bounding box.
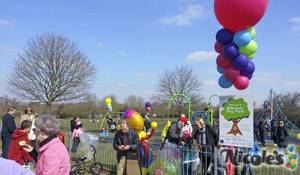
[241,61,255,76]
[223,43,239,59]
[145,102,152,108]
[248,73,253,80]
[216,29,233,44]
[233,54,249,70]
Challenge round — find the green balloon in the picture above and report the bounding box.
[239,40,257,57]
[248,53,256,60]
[165,162,176,175]
[247,27,256,39]
[291,162,297,170]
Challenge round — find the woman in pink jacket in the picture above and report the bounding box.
[23,115,70,175]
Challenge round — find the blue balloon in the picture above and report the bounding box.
[223,43,239,59]
[241,61,255,76]
[233,54,249,70]
[233,30,252,47]
[248,73,253,80]
[218,76,233,88]
[216,29,233,45]
[217,66,225,74]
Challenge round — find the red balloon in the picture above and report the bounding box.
[214,42,223,53]
[224,66,240,82]
[214,0,268,32]
[216,54,231,68]
[234,75,249,90]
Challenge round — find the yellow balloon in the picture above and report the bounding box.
[127,112,144,131]
[161,120,171,139]
[138,131,146,140]
[296,133,300,140]
[105,97,112,104]
[116,124,121,130]
[151,121,158,129]
[291,159,297,164]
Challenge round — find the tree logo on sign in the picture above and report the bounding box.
[221,98,250,136]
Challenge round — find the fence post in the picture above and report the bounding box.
[214,147,218,175]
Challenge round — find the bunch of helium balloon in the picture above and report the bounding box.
[123,109,158,174]
[105,97,112,112]
[214,0,268,90]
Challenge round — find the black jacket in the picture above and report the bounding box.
[113,129,139,160]
[166,122,181,145]
[1,113,16,138]
[70,119,76,133]
[276,127,289,148]
[193,124,218,148]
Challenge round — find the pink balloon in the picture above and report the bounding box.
[216,54,231,68]
[214,0,268,32]
[224,66,240,82]
[234,75,249,90]
[214,42,223,53]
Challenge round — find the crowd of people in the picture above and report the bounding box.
[0,107,70,175]
[255,120,289,150]
[112,113,220,175]
[0,105,293,175]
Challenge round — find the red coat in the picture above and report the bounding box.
[8,129,33,165]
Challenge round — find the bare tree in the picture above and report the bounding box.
[274,92,300,126]
[8,33,96,109]
[153,65,203,115]
[124,95,145,112]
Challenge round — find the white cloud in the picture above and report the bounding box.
[288,17,300,32]
[285,80,300,86]
[115,83,127,87]
[159,4,206,26]
[253,72,281,84]
[96,42,103,48]
[186,51,217,63]
[202,80,217,86]
[0,19,11,28]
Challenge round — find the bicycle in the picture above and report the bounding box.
[70,145,103,175]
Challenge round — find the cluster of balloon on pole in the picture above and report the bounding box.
[105,97,112,112]
[214,0,268,90]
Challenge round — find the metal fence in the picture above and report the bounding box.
[68,132,117,174]
[67,132,300,175]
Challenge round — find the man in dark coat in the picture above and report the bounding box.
[113,119,139,175]
[276,120,289,149]
[1,107,17,158]
[258,121,267,147]
[193,118,218,175]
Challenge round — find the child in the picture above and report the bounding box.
[71,121,84,152]
[180,115,193,139]
[8,120,33,165]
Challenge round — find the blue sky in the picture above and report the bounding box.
[0,0,299,106]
